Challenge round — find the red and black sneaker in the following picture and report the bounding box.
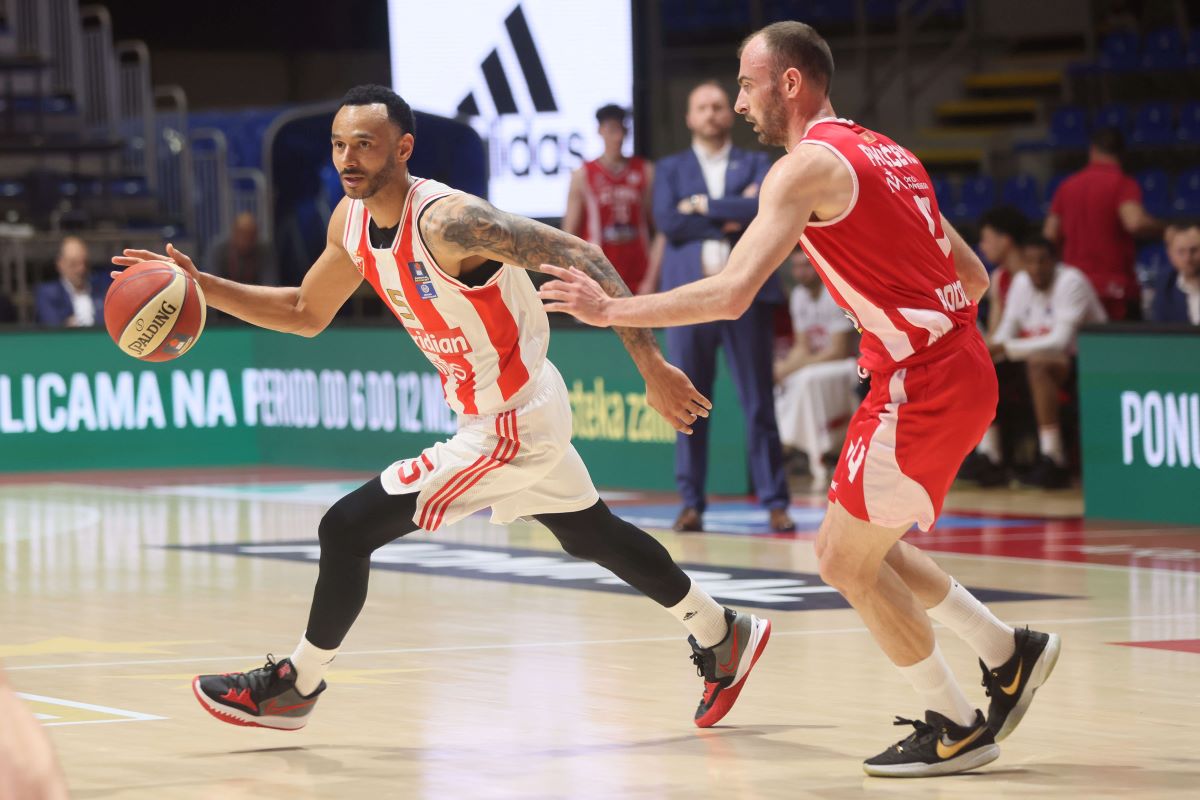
[193,655,325,731]
[689,608,771,727]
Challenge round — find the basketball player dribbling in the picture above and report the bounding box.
[539,23,1060,777]
[112,85,770,732]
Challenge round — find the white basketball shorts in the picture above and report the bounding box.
[379,360,600,531]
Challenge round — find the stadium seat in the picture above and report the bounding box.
[1097,30,1141,72]
[1135,169,1172,218]
[929,174,955,210]
[1141,28,1186,70]
[951,175,995,223]
[1136,242,1171,290]
[1187,28,1200,67]
[1043,172,1069,214]
[1001,175,1042,221]
[1131,102,1175,146]
[1173,168,1200,216]
[1049,106,1089,149]
[1094,103,1132,135]
[1177,102,1200,143]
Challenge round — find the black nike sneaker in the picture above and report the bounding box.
[863,709,999,778]
[980,626,1062,740]
[1017,455,1071,489]
[688,608,771,727]
[193,655,325,730]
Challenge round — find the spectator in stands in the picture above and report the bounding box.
[204,212,279,285]
[965,235,1107,489]
[1043,128,1163,320]
[655,80,792,532]
[1149,222,1200,325]
[562,105,655,294]
[34,235,109,327]
[773,248,859,484]
[977,205,1030,335]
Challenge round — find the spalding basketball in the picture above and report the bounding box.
[104,260,206,361]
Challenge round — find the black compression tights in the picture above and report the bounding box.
[304,477,692,649]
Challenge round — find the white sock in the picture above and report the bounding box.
[898,643,977,728]
[289,637,338,697]
[927,578,1016,669]
[977,426,1001,462]
[1039,425,1065,466]
[667,580,728,648]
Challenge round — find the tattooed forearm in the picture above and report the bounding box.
[427,194,663,364]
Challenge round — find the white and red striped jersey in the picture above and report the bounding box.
[342,178,549,416]
[796,119,977,373]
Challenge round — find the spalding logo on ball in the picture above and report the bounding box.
[104,260,207,361]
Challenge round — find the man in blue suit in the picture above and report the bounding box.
[35,236,110,327]
[654,81,793,533]
[1149,223,1200,325]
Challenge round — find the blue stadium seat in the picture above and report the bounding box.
[1131,102,1175,146]
[1188,29,1200,67]
[1001,175,1042,220]
[951,175,995,223]
[1136,169,1172,218]
[1098,30,1141,72]
[1142,28,1186,70]
[1173,168,1200,216]
[929,174,955,210]
[1177,102,1200,143]
[1043,172,1069,214]
[1094,103,1132,135]
[1136,242,1171,290]
[1049,106,1089,149]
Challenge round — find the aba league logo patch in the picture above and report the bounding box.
[408,261,438,300]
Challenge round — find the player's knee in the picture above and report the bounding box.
[817,539,872,595]
[537,501,613,562]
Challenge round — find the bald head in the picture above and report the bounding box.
[232,212,259,254]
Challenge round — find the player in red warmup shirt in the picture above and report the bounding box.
[540,22,1061,778]
[563,104,654,294]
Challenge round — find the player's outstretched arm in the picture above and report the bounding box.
[538,149,827,328]
[421,193,711,434]
[112,198,363,337]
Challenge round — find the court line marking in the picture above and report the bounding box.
[16,692,167,726]
[7,613,1196,673]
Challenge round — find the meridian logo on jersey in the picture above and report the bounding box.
[408,261,438,300]
[408,327,473,356]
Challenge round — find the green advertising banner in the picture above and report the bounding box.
[0,327,747,492]
[1078,328,1200,524]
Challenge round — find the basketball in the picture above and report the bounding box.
[104,260,207,361]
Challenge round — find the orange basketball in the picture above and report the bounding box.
[104,260,207,361]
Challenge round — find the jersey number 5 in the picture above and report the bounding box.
[912,195,952,257]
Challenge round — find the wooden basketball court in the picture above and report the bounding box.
[3,467,1198,798]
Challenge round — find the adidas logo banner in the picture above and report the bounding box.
[388,0,633,217]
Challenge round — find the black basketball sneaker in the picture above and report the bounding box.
[193,655,325,730]
[863,709,999,778]
[689,608,771,727]
[980,626,1062,740]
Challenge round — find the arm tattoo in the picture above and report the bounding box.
[426,194,661,362]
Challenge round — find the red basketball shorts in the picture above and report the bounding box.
[828,332,998,531]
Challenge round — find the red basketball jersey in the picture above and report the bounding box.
[797,119,977,373]
[581,156,650,289]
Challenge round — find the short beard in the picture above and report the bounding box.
[756,88,790,147]
[350,153,398,199]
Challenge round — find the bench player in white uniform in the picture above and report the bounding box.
[114,85,770,732]
[539,24,1060,777]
